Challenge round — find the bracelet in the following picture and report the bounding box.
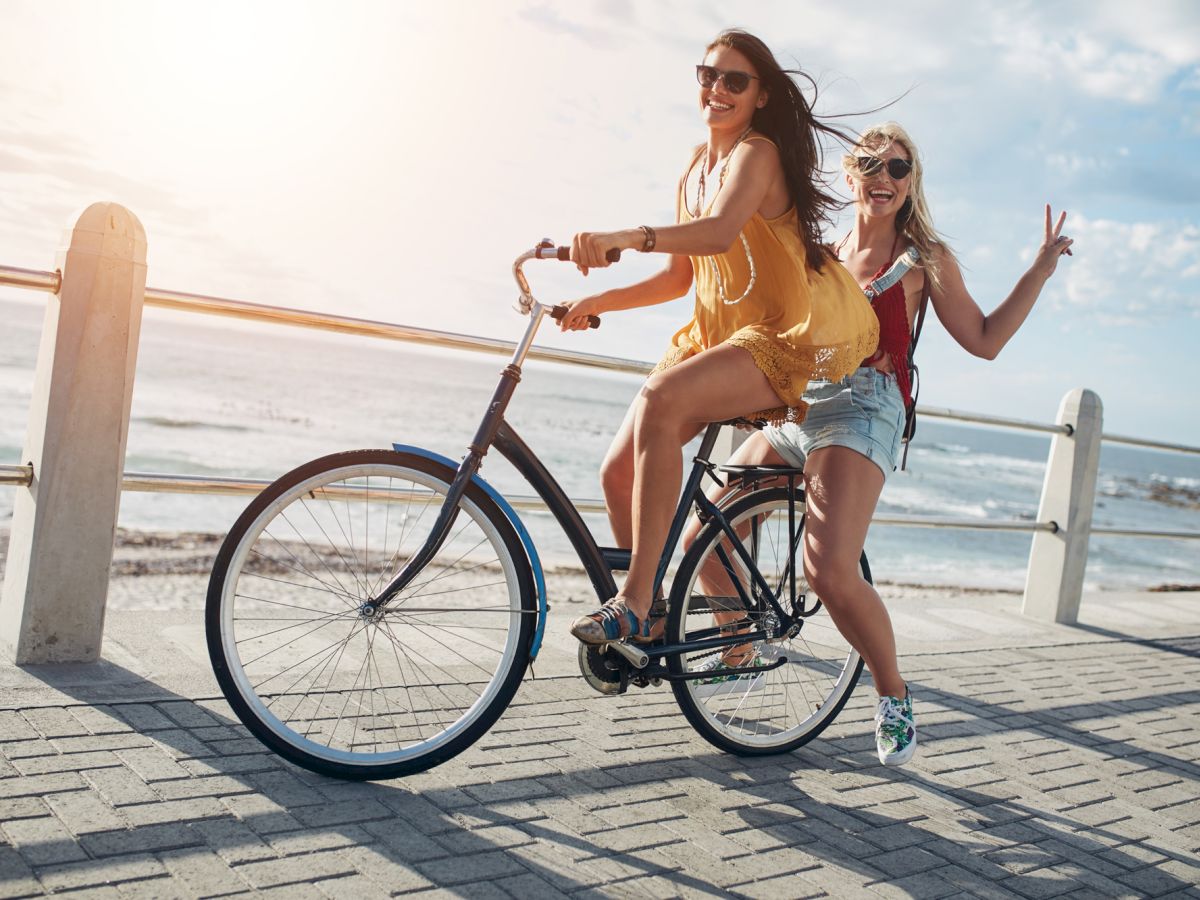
[638,225,657,253]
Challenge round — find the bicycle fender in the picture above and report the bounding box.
[391,444,548,661]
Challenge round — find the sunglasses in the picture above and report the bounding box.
[696,64,759,95]
[854,156,913,180]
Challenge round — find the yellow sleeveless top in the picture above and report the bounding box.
[656,138,879,423]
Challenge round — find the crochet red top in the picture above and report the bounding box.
[862,265,914,407]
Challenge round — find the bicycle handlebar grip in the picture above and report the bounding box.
[556,246,622,263]
[550,304,600,329]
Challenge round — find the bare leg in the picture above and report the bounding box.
[680,431,786,659]
[621,345,781,621]
[801,446,905,698]
[598,401,638,550]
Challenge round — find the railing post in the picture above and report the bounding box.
[1022,389,1103,624]
[1,203,147,663]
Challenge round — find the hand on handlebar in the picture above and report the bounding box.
[571,230,633,275]
[555,297,605,332]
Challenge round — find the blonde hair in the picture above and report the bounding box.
[843,121,954,290]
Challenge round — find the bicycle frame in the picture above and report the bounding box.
[374,242,801,666]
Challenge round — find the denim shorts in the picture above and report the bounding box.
[762,367,907,480]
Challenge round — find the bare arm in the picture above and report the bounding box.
[931,205,1074,360]
[558,167,696,331]
[557,254,694,331]
[570,139,781,270]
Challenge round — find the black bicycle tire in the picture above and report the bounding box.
[206,448,536,780]
[667,485,866,756]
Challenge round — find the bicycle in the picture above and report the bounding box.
[206,241,870,781]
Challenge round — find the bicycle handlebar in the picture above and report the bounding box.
[512,241,622,328]
[538,246,622,264]
[537,244,621,329]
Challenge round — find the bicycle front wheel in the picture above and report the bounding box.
[206,449,535,780]
[667,485,865,756]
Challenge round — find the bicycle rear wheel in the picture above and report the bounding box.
[667,485,864,756]
[206,449,535,780]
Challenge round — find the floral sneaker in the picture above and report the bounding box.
[692,653,766,699]
[875,688,916,766]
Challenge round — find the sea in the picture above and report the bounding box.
[1,296,1197,592]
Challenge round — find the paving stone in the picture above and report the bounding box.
[236,849,356,889]
[413,849,528,886]
[339,844,436,894]
[112,705,177,732]
[0,845,41,898]
[113,747,191,782]
[22,708,89,739]
[290,799,394,828]
[11,751,121,776]
[191,817,279,865]
[492,871,573,900]
[35,853,167,892]
[67,705,134,737]
[1,815,89,866]
[160,847,253,898]
[121,796,228,826]
[80,822,203,857]
[0,797,48,822]
[268,824,372,857]
[44,791,127,835]
[315,872,393,900]
[81,768,159,807]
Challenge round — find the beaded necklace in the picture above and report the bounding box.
[693,128,756,306]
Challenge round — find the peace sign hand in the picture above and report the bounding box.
[1035,204,1074,279]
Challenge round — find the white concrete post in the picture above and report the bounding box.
[1022,389,1103,624]
[1,203,147,663]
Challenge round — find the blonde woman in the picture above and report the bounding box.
[695,122,1073,766]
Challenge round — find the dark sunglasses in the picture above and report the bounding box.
[855,156,913,179]
[696,64,759,95]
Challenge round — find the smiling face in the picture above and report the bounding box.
[847,140,913,220]
[698,45,766,133]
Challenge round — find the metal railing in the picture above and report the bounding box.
[2,262,1197,543]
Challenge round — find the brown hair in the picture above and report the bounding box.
[707,29,856,270]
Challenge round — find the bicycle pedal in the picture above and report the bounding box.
[607,640,649,669]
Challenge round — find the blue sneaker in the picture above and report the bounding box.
[875,688,916,766]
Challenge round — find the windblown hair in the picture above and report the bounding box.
[844,121,955,289]
[707,29,854,271]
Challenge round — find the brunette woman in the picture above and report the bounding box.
[557,30,879,647]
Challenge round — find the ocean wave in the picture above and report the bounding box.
[1100,474,1200,509]
[926,442,971,455]
[135,416,251,432]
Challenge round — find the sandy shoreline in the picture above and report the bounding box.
[0,526,1024,612]
[1,527,1195,611]
[2,526,1195,590]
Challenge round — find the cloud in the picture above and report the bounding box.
[994,27,1181,104]
[1054,214,1200,319]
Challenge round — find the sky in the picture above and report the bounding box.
[1,0,1198,445]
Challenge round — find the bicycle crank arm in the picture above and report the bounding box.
[607,641,649,669]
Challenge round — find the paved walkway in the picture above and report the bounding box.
[3,593,1200,898]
